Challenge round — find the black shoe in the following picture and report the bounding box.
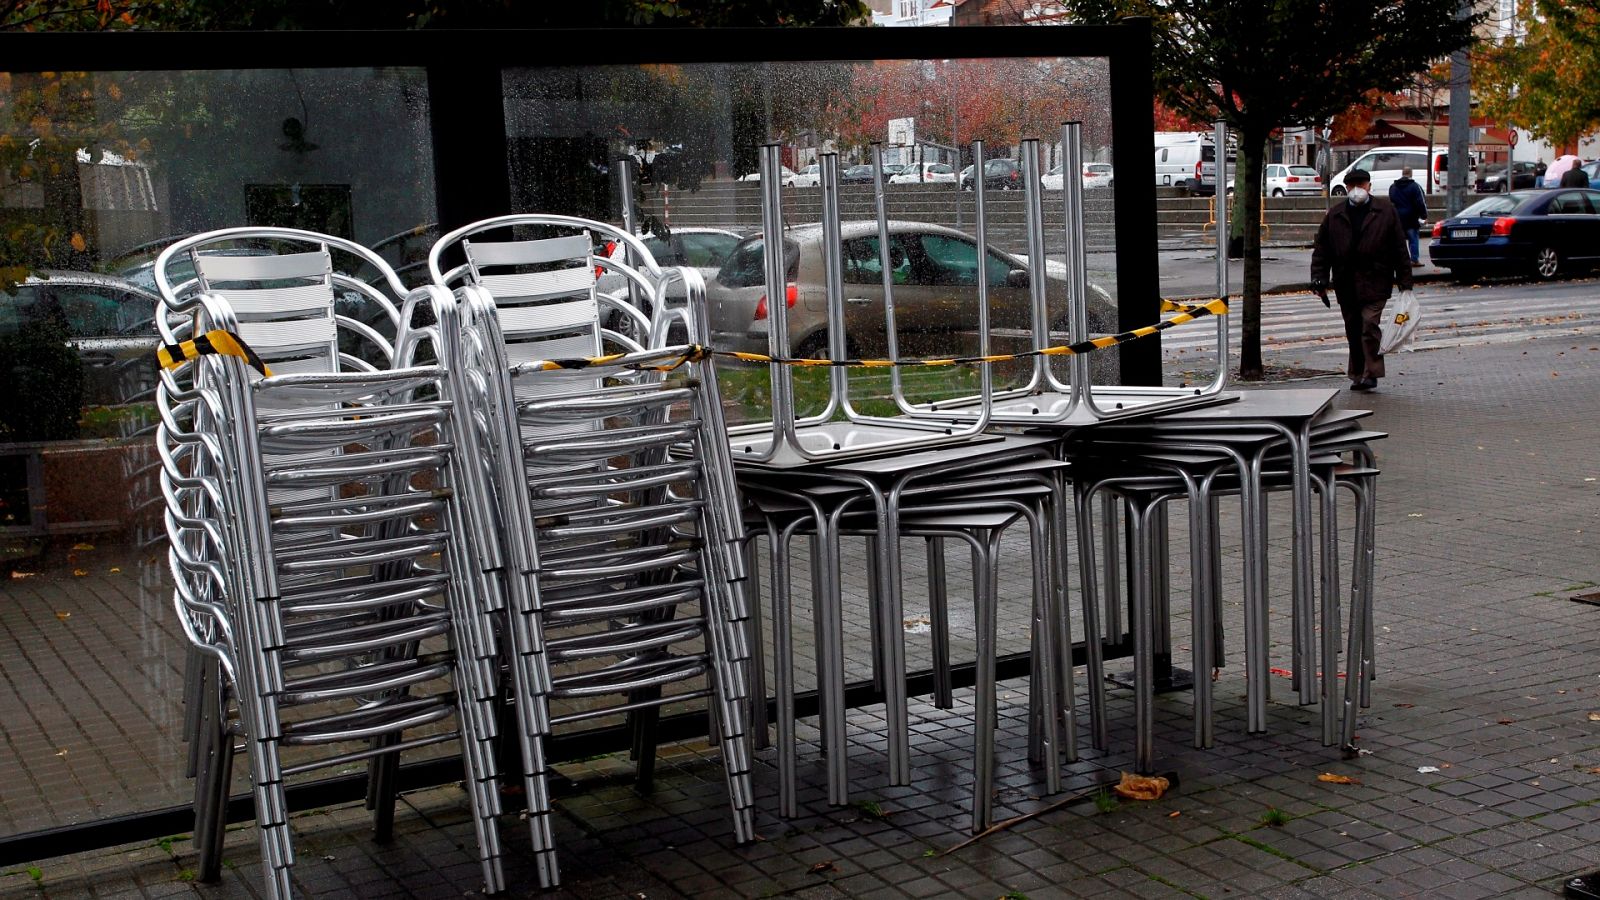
[1565,872,1600,899]
[1350,379,1373,392]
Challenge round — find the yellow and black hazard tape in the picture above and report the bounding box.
[719,296,1228,369]
[158,329,274,377]
[154,297,1226,379]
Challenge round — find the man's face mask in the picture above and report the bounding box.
[1347,187,1371,205]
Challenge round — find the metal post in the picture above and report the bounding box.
[1447,0,1472,216]
[759,143,798,455]
[819,153,851,409]
[614,156,644,317]
[1019,138,1051,389]
[1213,121,1229,301]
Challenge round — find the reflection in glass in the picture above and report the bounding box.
[0,66,436,837]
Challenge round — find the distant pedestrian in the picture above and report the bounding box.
[1535,159,1548,187]
[1310,168,1413,392]
[1559,166,1591,188]
[1387,166,1428,266]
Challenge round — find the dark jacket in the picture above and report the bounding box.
[1387,176,1427,228]
[1559,167,1591,188]
[1310,196,1414,306]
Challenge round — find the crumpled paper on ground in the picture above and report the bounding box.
[1112,771,1170,801]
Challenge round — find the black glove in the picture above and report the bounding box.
[1310,277,1331,307]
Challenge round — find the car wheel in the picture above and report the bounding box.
[1271,188,1284,197]
[794,332,859,362]
[1331,185,1346,196]
[1532,245,1561,281]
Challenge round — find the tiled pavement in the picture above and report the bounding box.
[5,332,1600,898]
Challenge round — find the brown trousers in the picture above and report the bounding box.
[1336,295,1387,380]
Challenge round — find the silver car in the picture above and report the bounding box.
[706,220,1115,360]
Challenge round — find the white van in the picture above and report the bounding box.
[1153,132,1235,194]
[1330,146,1455,196]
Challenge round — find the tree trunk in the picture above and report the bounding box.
[1237,131,1268,381]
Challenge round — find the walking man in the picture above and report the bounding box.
[1310,168,1413,392]
[1387,166,1428,267]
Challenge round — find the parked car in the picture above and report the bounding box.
[2,270,161,407]
[792,164,821,188]
[1475,160,1540,193]
[1041,162,1116,191]
[1081,162,1115,189]
[881,163,912,182]
[595,226,744,299]
[960,158,1024,191]
[1428,188,1600,281]
[1579,159,1600,186]
[1331,146,1451,195]
[1263,164,1323,197]
[840,164,879,185]
[889,162,958,185]
[704,220,1115,360]
[738,166,798,187]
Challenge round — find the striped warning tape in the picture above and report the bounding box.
[154,297,1227,379]
[715,297,1228,369]
[157,329,274,377]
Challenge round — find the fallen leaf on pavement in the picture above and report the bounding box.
[1317,773,1361,785]
[1168,811,1181,818]
[55,748,67,758]
[11,571,36,579]
[1393,703,1415,709]
[1587,767,1600,775]
[1113,771,1170,800]
[72,543,94,551]
[808,861,837,875]
[1587,712,1600,722]
[72,569,87,577]
[1498,719,1515,725]
[55,611,70,621]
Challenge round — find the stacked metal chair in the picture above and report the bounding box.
[155,228,506,898]
[431,215,755,888]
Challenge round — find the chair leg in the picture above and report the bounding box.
[744,536,770,751]
[927,537,954,709]
[1127,498,1157,775]
[971,534,999,834]
[1073,482,1109,751]
[193,663,233,884]
[1317,474,1342,747]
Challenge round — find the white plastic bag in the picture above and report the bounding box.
[1380,289,1419,354]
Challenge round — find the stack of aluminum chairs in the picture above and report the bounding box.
[431,215,755,888]
[155,228,506,898]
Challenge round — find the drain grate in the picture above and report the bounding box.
[1571,591,1600,607]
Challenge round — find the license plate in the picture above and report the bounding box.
[1452,228,1479,239]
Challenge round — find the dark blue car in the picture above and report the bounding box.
[1429,189,1600,281]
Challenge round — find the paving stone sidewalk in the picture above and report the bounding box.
[6,333,1600,899]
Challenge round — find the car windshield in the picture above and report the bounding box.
[1288,166,1318,177]
[1458,194,1532,217]
[1088,164,1112,173]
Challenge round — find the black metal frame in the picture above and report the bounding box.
[0,22,1159,862]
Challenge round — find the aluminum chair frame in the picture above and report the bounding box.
[451,259,756,887]
[726,144,995,465]
[154,228,506,898]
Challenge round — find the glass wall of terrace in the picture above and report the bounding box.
[0,22,1161,863]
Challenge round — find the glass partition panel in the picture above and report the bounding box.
[0,66,436,838]
[502,55,1120,722]
[503,57,1119,425]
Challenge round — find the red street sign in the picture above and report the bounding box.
[1508,129,1519,148]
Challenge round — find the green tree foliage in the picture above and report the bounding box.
[1478,0,1600,150]
[1064,0,1480,379]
